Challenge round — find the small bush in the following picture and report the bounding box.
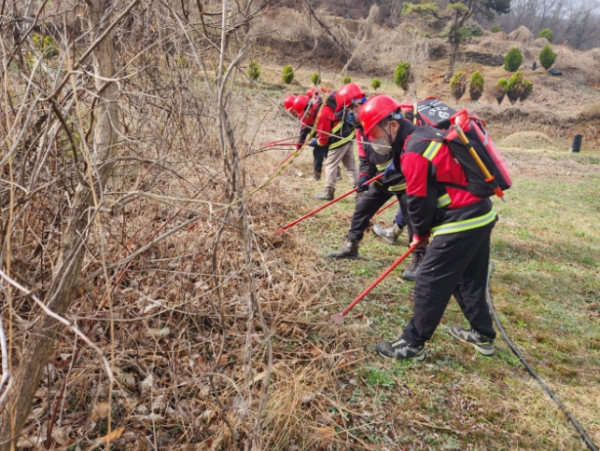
[343,75,351,84]
[537,28,554,43]
[282,65,294,84]
[493,78,507,105]
[33,34,58,59]
[248,61,260,80]
[506,72,524,104]
[394,62,410,91]
[459,24,484,41]
[440,24,484,41]
[450,72,467,102]
[310,72,321,86]
[520,80,533,102]
[491,25,502,33]
[539,44,557,70]
[504,48,523,72]
[469,71,484,102]
[371,78,381,90]
[32,34,42,50]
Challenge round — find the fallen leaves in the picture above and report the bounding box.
[88,427,125,450]
[315,426,335,450]
[90,402,110,422]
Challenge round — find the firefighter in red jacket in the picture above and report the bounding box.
[359,95,498,361]
[327,127,427,281]
[326,100,431,279]
[292,93,328,181]
[313,83,363,201]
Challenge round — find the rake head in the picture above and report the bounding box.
[331,313,345,325]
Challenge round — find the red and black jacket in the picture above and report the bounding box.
[315,94,355,149]
[297,99,322,149]
[396,121,496,240]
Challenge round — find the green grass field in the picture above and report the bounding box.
[262,143,600,450]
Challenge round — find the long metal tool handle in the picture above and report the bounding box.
[332,245,418,323]
[374,198,398,217]
[265,136,299,146]
[270,149,298,175]
[275,174,383,234]
[452,124,504,200]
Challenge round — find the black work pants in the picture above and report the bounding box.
[401,222,497,347]
[298,128,328,173]
[298,127,310,146]
[347,184,424,257]
[313,145,328,173]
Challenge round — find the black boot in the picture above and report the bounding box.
[309,171,321,181]
[315,187,335,201]
[402,252,424,281]
[327,239,359,259]
[373,224,403,245]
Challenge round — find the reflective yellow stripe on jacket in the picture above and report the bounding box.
[437,193,451,208]
[329,130,355,150]
[376,160,392,172]
[373,160,406,191]
[423,141,443,161]
[387,182,407,192]
[431,207,497,237]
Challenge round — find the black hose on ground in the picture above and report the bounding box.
[486,262,598,451]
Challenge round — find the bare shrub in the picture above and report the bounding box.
[358,4,379,40]
[0,1,297,449]
[508,26,534,43]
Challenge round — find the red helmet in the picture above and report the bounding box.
[306,87,318,98]
[335,82,366,111]
[358,94,402,137]
[284,95,296,112]
[399,100,415,114]
[292,94,309,117]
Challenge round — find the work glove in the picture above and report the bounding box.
[357,174,370,192]
[308,139,317,147]
[383,161,396,179]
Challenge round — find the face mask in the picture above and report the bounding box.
[370,136,391,155]
[370,122,396,155]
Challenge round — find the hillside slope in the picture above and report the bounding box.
[256,6,600,147]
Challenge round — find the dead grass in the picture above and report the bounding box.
[498,131,559,150]
[508,26,534,44]
[578,102,600,121]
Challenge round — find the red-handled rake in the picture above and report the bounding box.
[374,198,399,217]
[275,174,383,234]
[331,244,418,325]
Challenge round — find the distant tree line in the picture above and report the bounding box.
[272,0,600,50]
[491,0,600,50]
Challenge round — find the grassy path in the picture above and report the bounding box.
[264,143,600,450]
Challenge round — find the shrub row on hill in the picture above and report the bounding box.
[504,43,557,73]
[276,60,415,93]
[449,70,485,102]
[493,73,533,105]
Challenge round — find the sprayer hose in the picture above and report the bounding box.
[486,262,598,451]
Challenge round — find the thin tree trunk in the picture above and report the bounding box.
[446,10,460,82]
[0,1,121,448]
